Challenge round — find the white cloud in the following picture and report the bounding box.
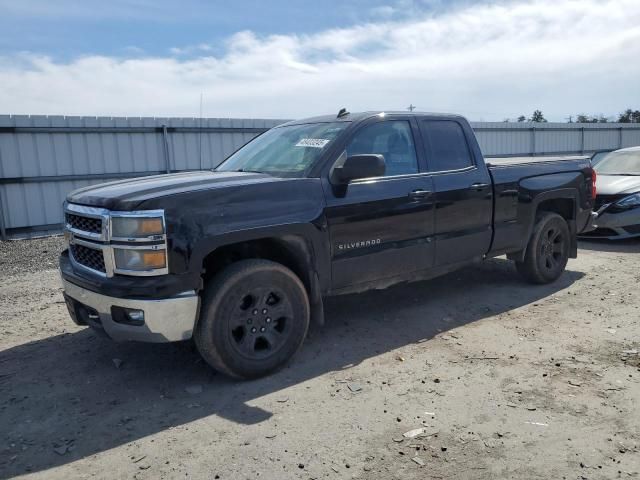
[169,43,214,56]
[370,5,397,19]
[1,0,639,121]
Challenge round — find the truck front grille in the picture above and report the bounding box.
[70,243,106,273]
[66,213,102,234]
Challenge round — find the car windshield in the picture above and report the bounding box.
[216,122,348,177]
[590,151,611,166]
[594,150,640,175]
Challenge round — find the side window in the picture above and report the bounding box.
[421,120,473,171]
[346,120,418,177]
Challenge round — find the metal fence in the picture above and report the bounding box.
[1,115,640,239]
[471,122,640,158]
[0,115,287,238]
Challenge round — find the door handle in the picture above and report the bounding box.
[470,182,490,190]
[408,189,432,199]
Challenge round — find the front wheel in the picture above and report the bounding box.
[516,212,570,284]
[195,259,310,379]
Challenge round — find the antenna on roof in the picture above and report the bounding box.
[337,107,349,118]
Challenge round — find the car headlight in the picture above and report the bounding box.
[615,192,640,209]
[111,215,164,239]
[114,247,167,272]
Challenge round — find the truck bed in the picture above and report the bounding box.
[486,153,594,257]
[486,155,589,167]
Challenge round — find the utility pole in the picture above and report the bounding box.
[407,104,416,112]
[199,92,203,170]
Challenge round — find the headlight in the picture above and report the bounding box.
[114,247,167,272]
[615,192,640,209]
[111,215,164,239]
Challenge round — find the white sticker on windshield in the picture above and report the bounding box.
[295,138,330,148]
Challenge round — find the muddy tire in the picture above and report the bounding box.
[516,212,571,284]
[194,259,309,379]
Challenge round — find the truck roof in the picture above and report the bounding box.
[279,111,467,127]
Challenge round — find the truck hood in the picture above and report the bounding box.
[66,171,276,210]
[596,174,640,195]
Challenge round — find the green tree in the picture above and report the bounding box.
[618,109,640,123]
[517,115,526,122]
[575,114,610,123]
[529,110,547,122]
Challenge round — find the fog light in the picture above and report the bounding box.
[111,306,145,326]
[126,309,144,323]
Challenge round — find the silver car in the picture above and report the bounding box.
[590,150,614,166]
[583,146,640,239]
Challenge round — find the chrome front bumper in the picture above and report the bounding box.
[62,279,200,342]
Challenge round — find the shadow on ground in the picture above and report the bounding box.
[0,259,584,477]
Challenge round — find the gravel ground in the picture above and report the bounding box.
[0,238,639,479]
[0,237,65,277]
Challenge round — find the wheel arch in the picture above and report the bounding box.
[508,188,578,262]
[198,232,326,325]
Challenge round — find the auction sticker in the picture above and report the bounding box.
[295,138,330,148]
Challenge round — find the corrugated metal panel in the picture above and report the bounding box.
[535,129,582,154]
[474,129,531,156]
[584,129,620,151]
[471,122,640,157]
[0,115,286,235]
[622,128,640,148]
[1,115,639,237]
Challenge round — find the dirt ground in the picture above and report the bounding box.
[0,237,639,480]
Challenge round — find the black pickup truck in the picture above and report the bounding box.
[60,111,596,379]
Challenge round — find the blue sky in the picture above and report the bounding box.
[0,0,469,60]
[0,0,638,121]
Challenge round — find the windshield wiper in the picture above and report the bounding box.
[235,168,267,174]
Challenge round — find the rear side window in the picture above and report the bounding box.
[421,120,473,171]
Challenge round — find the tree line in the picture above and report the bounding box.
[508,108,640,123]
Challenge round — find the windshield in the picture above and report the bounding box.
[590,151,611,166]
[594,150,640,175]
[216,122,348,177]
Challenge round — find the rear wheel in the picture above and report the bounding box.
[195,259,309,379]
[516,212,570,284]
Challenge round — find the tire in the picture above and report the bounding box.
[194,259,310,379]
[516,212,571,284]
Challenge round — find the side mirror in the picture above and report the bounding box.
[331,154,386,184]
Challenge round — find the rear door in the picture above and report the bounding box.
[419,119,493,266]
[323,117,436,289]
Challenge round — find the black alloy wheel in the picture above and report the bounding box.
[516,212,570,284]
[195,259,310,379]
[228,287,294,360]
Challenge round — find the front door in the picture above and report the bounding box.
[323,118,436,289]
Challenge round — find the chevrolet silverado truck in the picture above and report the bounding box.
[60,111,596,379]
